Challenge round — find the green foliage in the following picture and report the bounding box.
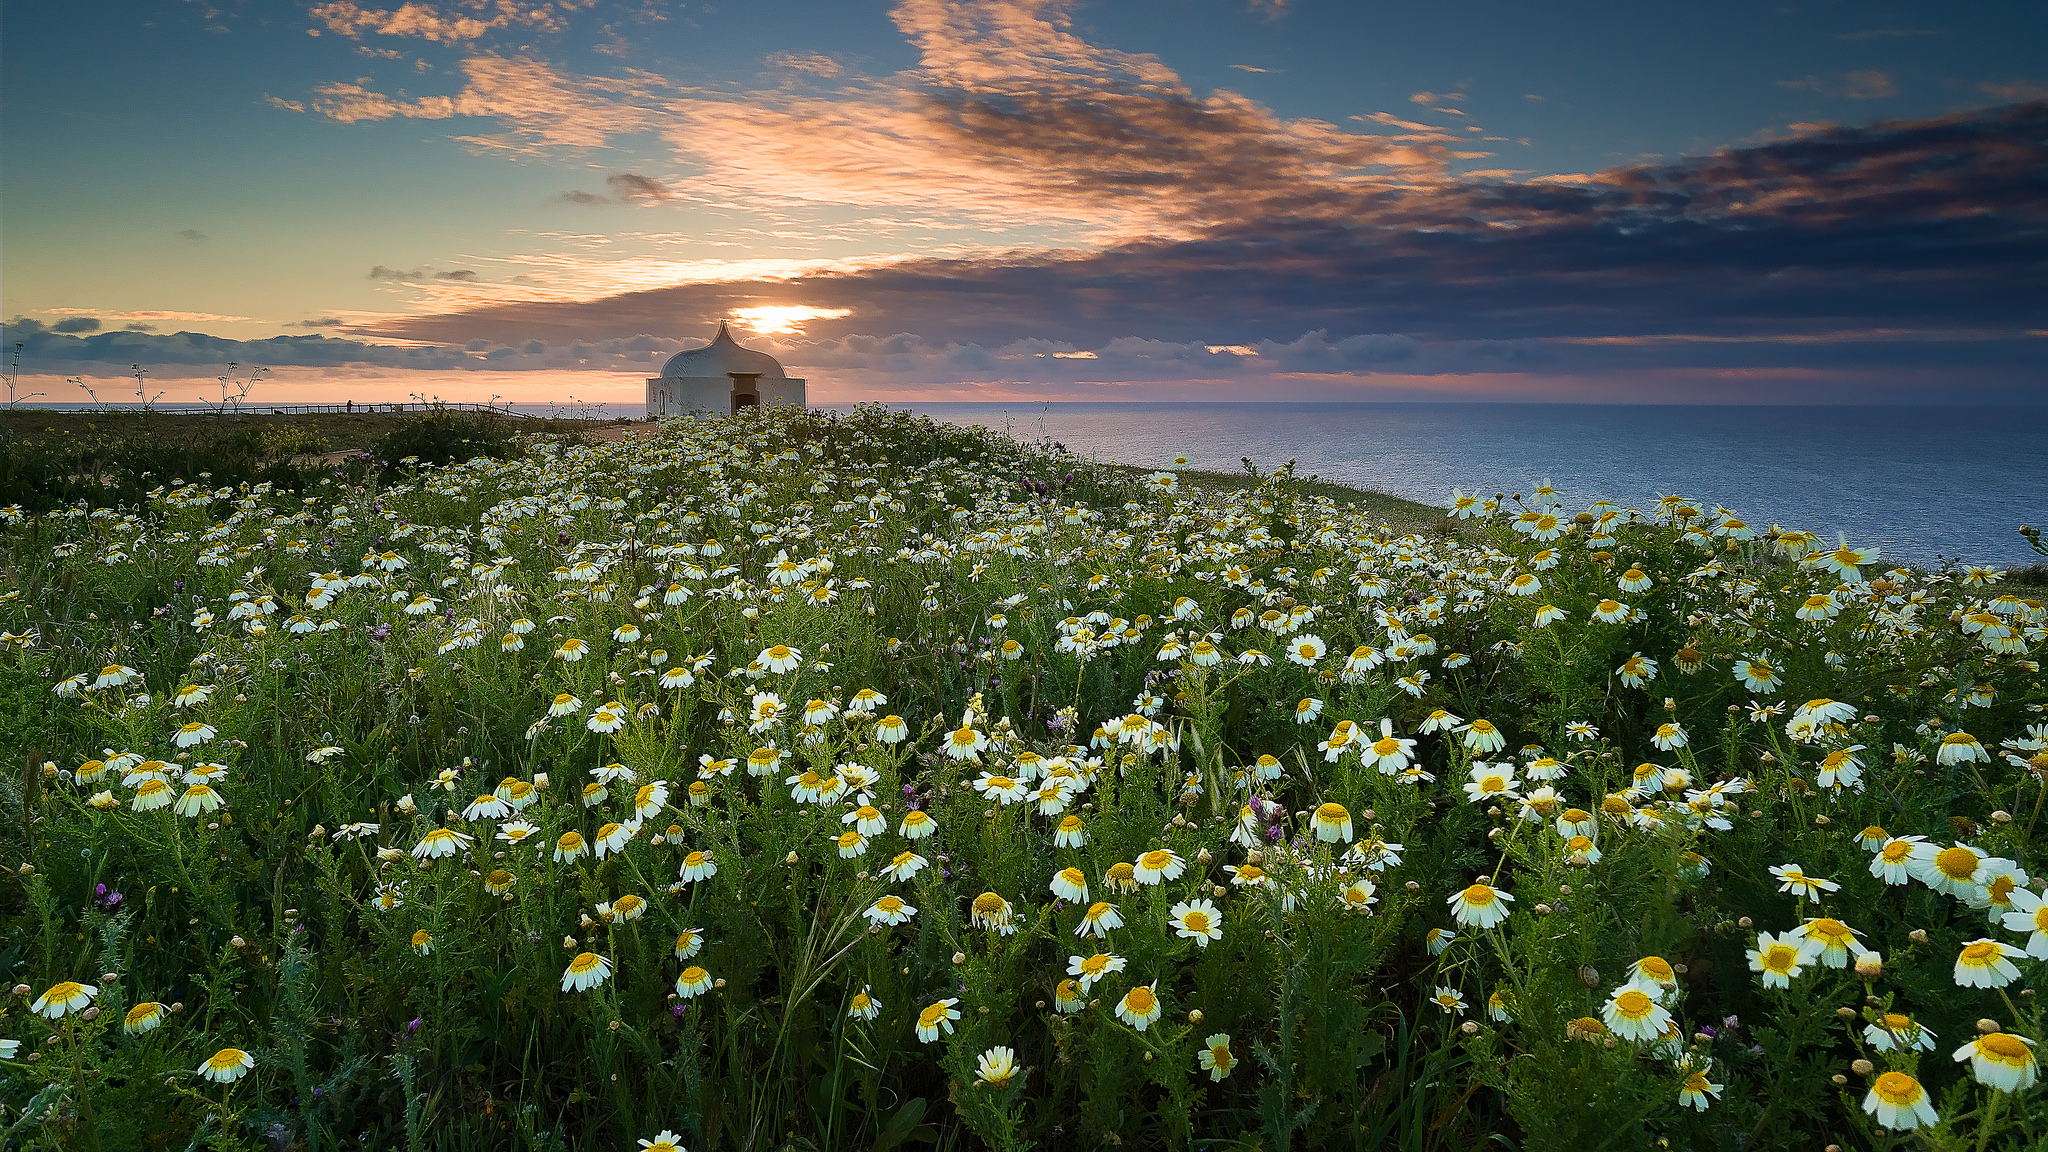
[0,404,2041,1151]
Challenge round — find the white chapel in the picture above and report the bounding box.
[644,322,806,417]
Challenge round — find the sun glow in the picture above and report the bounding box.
[729,305,853,335]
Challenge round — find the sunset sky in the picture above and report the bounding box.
[3,0,2044,405]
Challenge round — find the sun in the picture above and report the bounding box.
[729,305,852,335]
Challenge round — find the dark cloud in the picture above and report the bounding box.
[0,316,690,377]
[554,173,679,206]
[176,229,208,242]
[605,173,674,202]
[369,101,2048,394]
[52,317,102,333]
[295,317,345,328]
[368,266,479,281]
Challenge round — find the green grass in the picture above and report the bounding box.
[0,403,2040,1152]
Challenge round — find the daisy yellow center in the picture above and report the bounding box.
[1461,883,1497,907]
[984,775,1014,789]
[1881,841,1913,862]
[837,831,863,847]
[1209,1042,1233,1068]
[766,646,791,661]
[1683,1072,1710,1092]
[1601,796,1633,817]
[1936,847,1980,880]
[1942,733,1976,746]
[1085,902,1113,921]
[1881,1013,1913,1031]
[1637,957,1674,981]
[1561,809,1591,824]
[1613,990,1653,1018]
[1762,944,1799,973]
[206,1049,247,1070]
[680,966,707,984]
[1960,941,1999,965]
[1183,910,1212,932]
[1139,851,1172,871]
[1124,987,1156,1013]
[904,811,932,827]
[973,892,1007,916]
[1872,1072,1922,1106]
[1987,875,2017,902]
[1479,776,1507,793]
[685,851,706,866]
[1980,1034,2030,1064]
[1316,803,1347,824]
[1080,955,1110,976]
[567,952,602,974]
[918,1004,950,1027]
[876,897,904,914]
[1058,868,1084,885]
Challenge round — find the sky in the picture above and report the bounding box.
[3,0,2045,406]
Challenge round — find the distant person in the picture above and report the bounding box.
[346,399,353,413]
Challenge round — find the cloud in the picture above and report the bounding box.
[0,315,705,378]
[307,1,588,43]
[1835,28,1939,41]
[368,265,479,281]
[1982,80,2048,102]
[305,0,1475,239]
[52,317,101,333]
[1409,91,1465,105]
[606,173,674,201]
[296,317,346,328]
[1843,70,1896,100]
[766,52,843,77]
[1778,71,1896,100]
[308,55,649,154]
[37,308,253,323]
[177,228,208,242]
[333,99,2047,403]
[1228,65,1269,73]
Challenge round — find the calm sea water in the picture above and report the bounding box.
[869,403,2047,567]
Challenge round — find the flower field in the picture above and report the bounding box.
[0,404,2042,1151]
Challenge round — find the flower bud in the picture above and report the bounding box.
[1991,810,2013,824]
[11,984,29,998]
[80,1007,100,1021]
[1908,929,1928,945]
[1851,1059,1874,1076]
[1737,916,1752,929]
[1460,1021,1479,1035]
[1836,1007,1856,1019]
[170,1002,185,1014]
[1189,1009,1205,1024]
[562,936,578,949]
[1854,952,1882,980]
[952,952,966,965]
[230,935,246,949]
[1978,1018,2001,1034]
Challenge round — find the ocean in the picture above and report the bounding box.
[869,403,2046,568]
